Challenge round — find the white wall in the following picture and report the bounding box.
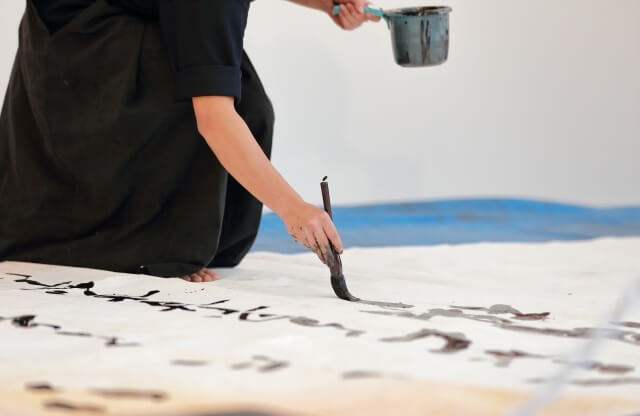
[2,1,639,207]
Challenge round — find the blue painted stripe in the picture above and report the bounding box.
[252,199,640,253]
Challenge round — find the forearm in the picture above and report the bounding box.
[286,0,333,14]
[193,96,302,218]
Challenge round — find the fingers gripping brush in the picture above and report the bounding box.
[320,177,360,302]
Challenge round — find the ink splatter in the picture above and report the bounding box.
[381,329,471,353]
[90,388,167,401]
[44,400,105,413]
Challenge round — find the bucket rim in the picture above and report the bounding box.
[384,6,452,17]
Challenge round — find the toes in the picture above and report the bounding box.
[196,269,211,282]
[181,269,219,282]
[202,269,220,281]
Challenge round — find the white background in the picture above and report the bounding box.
[1,0,639,207]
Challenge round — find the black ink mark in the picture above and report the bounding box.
[451,304,550,321]
[44,400,104,413]
[90,388,167,401]
[6,272,32,278]
[364,308,511,325]
[231,356,289,373]
[12,315,60,330]
[289,316,364,337]
[57,331,92,337]
[366,307,640,349]
[14,277,201,313]
[357,300,414,309]
[26,382,58,392]
[2,314,137,347]
[381,329,471,353]
[171,360,209,367]
[45,290,67,295]
[103,337,139,348]
[15,277,72,288]
[14,278,368,338]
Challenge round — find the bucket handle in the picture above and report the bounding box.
[331,4,385,18]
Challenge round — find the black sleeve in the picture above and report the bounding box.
[158,0,250,100]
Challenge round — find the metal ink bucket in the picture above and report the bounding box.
[384,6,452,67]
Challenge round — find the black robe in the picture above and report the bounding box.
[0,0,274,277]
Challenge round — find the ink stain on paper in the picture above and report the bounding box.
[44,400,105,413]
[289,316,364,337]
[342,370,384,379]
[485,350,544,367]
[231,356,289,373]
[171,359,209,367]
[90,388,167,401]
[2,314,138,347]
[451,304,550,321]
[381,328,471,353]
[529,377,640,387]
[26,382,59,392]
[357,299,414,309]
[499,324,640,347]
[555,361,634,374]
[615,321,640,329]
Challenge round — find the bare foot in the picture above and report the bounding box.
[181,268,220,283]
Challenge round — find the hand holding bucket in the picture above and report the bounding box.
[333,4,452,67]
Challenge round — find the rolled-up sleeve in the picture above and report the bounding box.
[158,0,250,100]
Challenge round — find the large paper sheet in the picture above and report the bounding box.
[1,238,640,416]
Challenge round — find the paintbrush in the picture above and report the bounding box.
[320,177,360,301]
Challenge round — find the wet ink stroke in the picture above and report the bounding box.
[89,388,167,401]
[44,400,105,413]
[231,355,289,373]
[1,314,138,347]
[26,382,59,392]
[171,359,209,367]
[451,304,550,321]
[12,277,369,338]
[381,328,471,353]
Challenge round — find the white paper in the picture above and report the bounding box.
[1,237,640,416]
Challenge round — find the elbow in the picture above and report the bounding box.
[192,96,236,140]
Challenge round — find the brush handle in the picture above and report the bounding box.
[320,181,333,219]
[332,4,384,18]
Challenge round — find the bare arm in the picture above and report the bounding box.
[193,96,343,265]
